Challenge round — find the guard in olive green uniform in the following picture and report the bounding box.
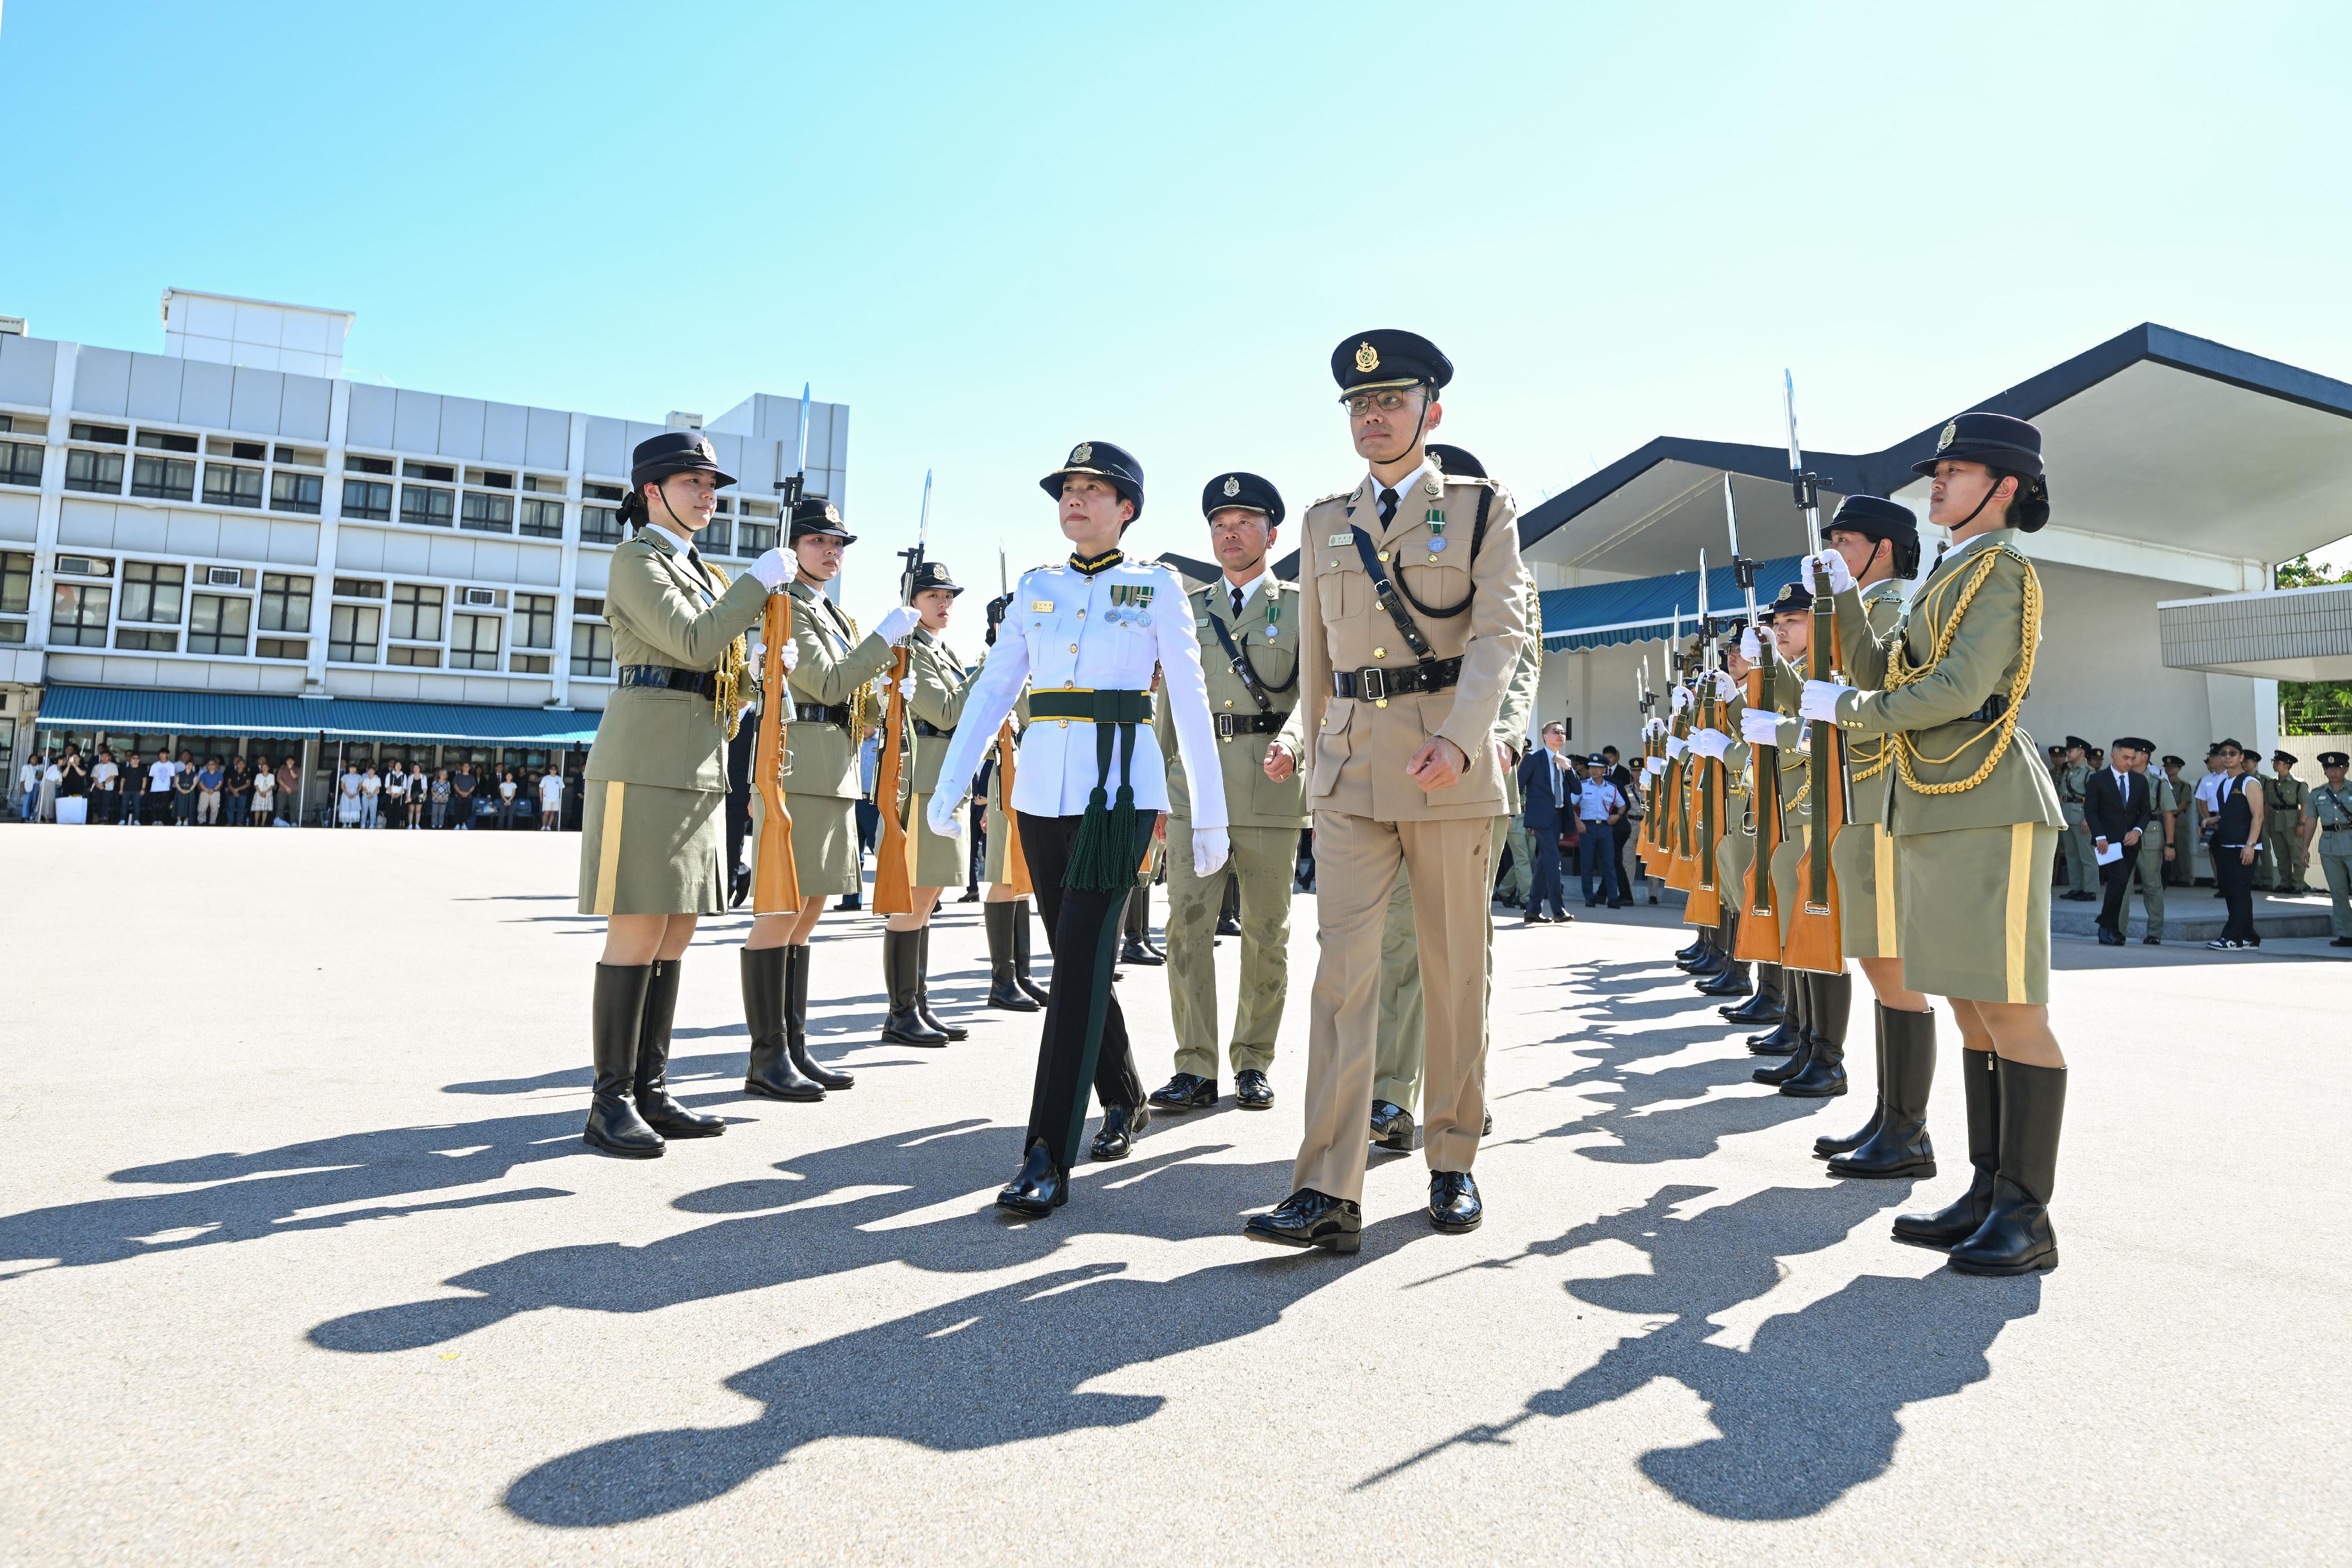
[2260,751,2310,892]
[2056,738,2097,900]
[1807,412,2070,1276]
[880,558,979,1046]
[1694,626,1776,1040]
[2311,753,2352,947]
[577,433,796,1157]
[1147,472,1307,1115]
[1248,330,1528,1252]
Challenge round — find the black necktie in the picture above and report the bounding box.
[1378,487,1399,529]
[1231,586,1244,620]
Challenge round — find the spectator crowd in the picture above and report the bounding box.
[14,743,576,831]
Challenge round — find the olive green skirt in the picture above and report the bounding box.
[908,792,968,888]
[1832,820,1900,959]
[1898,823,2055,1006]
[577,778,726,917]
[749,790,862,898]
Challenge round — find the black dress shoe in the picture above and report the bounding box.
[729,862,752,909]
[1368,1099,1415,1152]
[1215,914,1243,937]
[1747,1021,1802,1054]
[1244,1189,1361,1253]
[1090,1103,1149,1161]
[1429,1171,1482,1233]
[2096,927,2124,947]
[995,1139,1068,1218]
[1148,1072,1217,1111]
[1235,1069,1274,1110]
[1522,911,1552,925]
[2144,936,2163,945]
[1695,964,1753,998]
[1120,940,1165,966]
[2333,937,2352,948]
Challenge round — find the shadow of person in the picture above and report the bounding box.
[1498,1012,1819,1165]
[503,1231,1411,1528]
[307,1122,1298,1356]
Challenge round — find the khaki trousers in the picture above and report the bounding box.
[1164,819,1297,1079]
[1374,814,1509,1109]
[1294,810,1494,1203]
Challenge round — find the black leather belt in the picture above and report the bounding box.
[1215,711,1289,739]
[619,664,716,697]
[1331,657,1462,704]
[914,720,955,738]
[796,703,853,727]
[1965,694,2010,724]
[1030,689,1155,724]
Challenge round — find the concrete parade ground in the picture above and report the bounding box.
[2,827,2347,1565]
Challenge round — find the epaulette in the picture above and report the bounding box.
[1305,487,1357,510]
[1441,472,1499,489]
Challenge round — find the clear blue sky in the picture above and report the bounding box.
[6,1,2349,622]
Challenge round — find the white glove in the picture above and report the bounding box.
[1643,716,1666,740]
[1708,669,1739,702]
[926,793,965,840]
[1671,686,1692,714]
[896,676,917,700]
[1740,708,1783,747]
[874,604,921,643]
[749,549,793,590]
[1801,680,1852,723]
[1690,729,1730,761]
[1808,550,1856,596]
[1192,825,1230,879]
[1666,734,1689,761]
[747,638,764,668]
[1645,755,1667,777]
[780,641,799,673]
[1739,627,1762,663]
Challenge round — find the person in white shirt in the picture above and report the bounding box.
[89,753,119,823]
[359,765,382,829]
[16,756,41,822]
[1575,753,1628,907]
[251,764,276,825]
[540,768,563,830]
[147,754,179,825]
[497,769,520,830]
[336,763,364,827]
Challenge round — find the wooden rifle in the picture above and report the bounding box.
[752,385,813,914]
[871,469,931,914]
[1778,372,1847,974]
[1684,547,1726,927]
[985,546,1030,897]
[1730,472,1786,965]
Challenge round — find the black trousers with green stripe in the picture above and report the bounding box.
[1018,811,1147,1170]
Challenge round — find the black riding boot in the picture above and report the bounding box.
[1012,899,1051,1004]
[584,962,664,1156]
[1815,1001,1886,1156]
[1748,965,1808,1054]
[784,944,854,1089]
[881,929,948,1045]
[1752,973,1815,1084]
[1695,935,1752,995]
[984,901,1041,1011]
[1780,971,1851,1097]
[1948,1058,2064,1275]
[634,958,724,1137]
[1675,931,1707,963]
[741,945,824,1102]
[1678,931,1722,974]
[914,926,968,1040]
[1723,961,1783,1024]
[1830,1006,1937,1177]
[1893,1048,1999,1250]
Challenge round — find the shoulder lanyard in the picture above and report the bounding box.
[1205,601,1295,710]
[1349,527,1443,683]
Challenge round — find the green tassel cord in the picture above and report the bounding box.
[1063,721,1143,892]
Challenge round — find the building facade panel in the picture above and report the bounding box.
[72,348,133,416]
[280,374,332,441]
[228,367,284,435]
[346,383,397,449]
[482,401,527,465]
[0,335,58,407]
[179,359,235,427]
[0,493,38,542]
[392,389,440,452]
[525,407,570,471]
[127,354,185,422]
[437,396,486,461]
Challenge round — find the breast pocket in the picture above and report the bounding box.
[1399,561,1469,609]
[1310,700,1355,799]
[1316,563,1369,623]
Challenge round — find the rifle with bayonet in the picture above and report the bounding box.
[1780,372,1846,974]
[984,544,1031,897]
[1685,548,1726,926]
[872,469,933,915]
[1728,469,1786,966]
[751,384,813,914]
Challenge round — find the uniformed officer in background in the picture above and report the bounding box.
[2260,750,2310,892]
[2158,754,2192,885]
[877,559,979,1047]
[1254,330,1528,1250]
[2056,737,2097,900]
[576,433,797,1158]
[2311,752,2352,947]
[2122,738,2175,944]
[1146,470,1307,1116]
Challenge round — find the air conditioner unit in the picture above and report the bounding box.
[55,556,111,577]
[206,566,244,587]
[461,587,498,608]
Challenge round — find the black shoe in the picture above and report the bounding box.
[634,958,725,1138]
[957,887,983,902]
[2333,937,2352,948]
[1746,1020,1803,1054]
[1429,1171,1482,1233]
[1148,1072,1217,1111]
[835,893,863,911]
[914,928,968,1041]
[1948,1058,2064,1276]
[2143,936,2162,945]
[1780,972,1850,1098]
[1235,1069,1274,1110]
[1484,1107,1493,1136]
[1215,914,1243,938]
[1753,1039,1812,1086]
[1368,1099,1415,1152]
[995,1139,1068,1218]
[585,964,665,1157]
[1893,1050,1998,1251]
[729,861,751,909]
[741,946,826,1102]
[782,946,854,1091]
[1120,939,1165,967]
[1695,962,1753,998]
[1522,911,1552,925]
[880,930,948,1046]
[1244,1189,1361,1253]
[2096,927,2124,947]
[1674,936,1706,962]
[1830,1005,1937,1179]
[1550,908,1576,923]
[1011,902,1052,1004]
[1609,900,1628,909]
[1090,1103,1149,1161]
[1722,965,1783,1025]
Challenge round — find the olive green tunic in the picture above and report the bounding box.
[1828,577,1909,958]
[901,626,978,888]
[776,579,894,896]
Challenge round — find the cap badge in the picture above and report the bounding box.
[1071,442,1093,465]
[1937,421,1957,452]
[1354,341,1380,373]
[1222,475,1241,498]
[824,504,841,523]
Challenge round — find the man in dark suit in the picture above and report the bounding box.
[1516,721,1576,923]
[2086,734,2156,945]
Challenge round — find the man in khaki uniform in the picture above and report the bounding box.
[2158,754,2193,885]
[2260,751,2310,892]
[2310,752,2352,947]
[1147,472,1307,1115]
[1248,329,1527,1252]
[2057,737,2097,900]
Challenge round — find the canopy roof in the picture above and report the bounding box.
[1539,554,1806,653]
[34,686,602,745]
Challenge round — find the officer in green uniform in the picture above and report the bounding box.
[1147,472,1307,1114]
[2261,751,2310,892]
[576,433,798,1158]
[2310,752,2352,947]
[750,498,920,1096]
[1804,411,2069,1276]
[2056,737,2097,900]
[2119,740,2176,944]
[880,559,978,1046]
[2158,754,2192,885]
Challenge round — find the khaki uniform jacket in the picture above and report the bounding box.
[1158,574,1309,831]
[1831,528,2065,835]
[782,579,894,801]
[584,526,773,793]
[906,627,978,797]
[1283,468,1528,822]
[1838,578,1907,827]
[2270,774,2309,827]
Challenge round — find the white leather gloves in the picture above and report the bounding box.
[1689,729,1731,761]
[1801,680,1852,723]
[896,676,917,700]
[1740,707,1783,747]
[1807,550,1856,596]
[781,641,799,673]
[874,605,921,644]
[1645,755,1667,777]
[1192,825,1230,878]
[1708,669,1739,702]
[1643,716,1666,740]
[1671,686,1692,714]
[749,549,793,590]
[1666,734,1690,762]
[1739,627,1762,664]
[926,793,965,840]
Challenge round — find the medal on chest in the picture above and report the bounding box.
[1105,581,1155,627]
[1424,506,1448,554]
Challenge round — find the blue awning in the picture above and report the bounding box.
[34,685,602,746]
[1540,554,1807,652]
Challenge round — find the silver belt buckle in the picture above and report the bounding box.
[1359,666,1388,707]
[1215,713,1235,741]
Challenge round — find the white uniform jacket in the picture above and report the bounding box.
[930,555,1229,830]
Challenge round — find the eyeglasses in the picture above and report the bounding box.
[1343,390,1417,416]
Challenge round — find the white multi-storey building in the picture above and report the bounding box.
[0,290,845,821]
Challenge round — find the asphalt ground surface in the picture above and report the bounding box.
[2,827,2347,1564]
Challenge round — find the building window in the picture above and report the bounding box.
[510,653,551,674]
[580,505,622,545]
[738,514,778,554]
[333,577,384,599]
[188,593,252,656]
[694,516,733,556]
[519,497,563,539]
[346,453,395,476]
[259,573,313,633]
[274,444,325,468]
[0,620,24,645]
[256,637,305,660]
[403,460,455,482]
[342,478,393,521]
[50,583,113,646]
[570,621,613,678]
[0,551,30,616]
[387,644,442,668]
[389,582,445,642]
[513,593,556,649]
[65,447,125,494]
[120,561,187,624]
[0,439,41,487]
[400,485,455,527]
[329,603,382,664]
[114,627,178,653]
[450,612,502,671]
[202,463,265,509]
[269,470,324,515]
[131,453,197,501]
[459,492,513,534]
[71,422,128,444]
